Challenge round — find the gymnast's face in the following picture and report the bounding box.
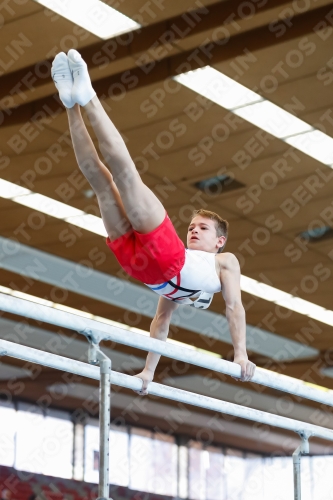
[187,216,225,253]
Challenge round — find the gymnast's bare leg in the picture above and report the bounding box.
[66,103,132,242]
[52,49,165,237]
[83,96,166,234]
[67,48,166,235]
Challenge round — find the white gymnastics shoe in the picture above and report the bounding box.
[67,49,96,106]
[51,52,75,109]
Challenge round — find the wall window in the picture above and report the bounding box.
[205,447,225,500]
[189,442,225,500]
[129,428,177,496]
[15,404,73,478]
[311,456,333,500]
[43,409,73,479]
[225,448,245,500]
[15,403,45,474]
[263,457,293,499]
[84,421,130,486]
[178,444,189,499]
[299,456,312,500]
[73,423,84,481]
[109,425,129,487]
[0,402,16,467]
[153,433,177,497]
[242,455,264,500]
[129,428,154,492]
[188,441,205,500]
[84,422,99,484]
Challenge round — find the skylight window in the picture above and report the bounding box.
[34,0,140,40]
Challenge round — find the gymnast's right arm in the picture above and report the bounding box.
[134,297,178,395]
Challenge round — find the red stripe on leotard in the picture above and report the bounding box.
[163,273,181,298]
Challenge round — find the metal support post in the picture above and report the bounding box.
[293,433,310,500]
[88,342,112,500]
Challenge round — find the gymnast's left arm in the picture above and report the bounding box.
[218,253,256,382]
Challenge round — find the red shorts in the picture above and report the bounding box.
[106,213,185,285]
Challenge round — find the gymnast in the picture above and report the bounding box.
[51,50,256,395]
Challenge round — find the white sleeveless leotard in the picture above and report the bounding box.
[145,249,221,309]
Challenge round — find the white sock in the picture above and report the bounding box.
[67,49,96,106]
[51,52,75,109]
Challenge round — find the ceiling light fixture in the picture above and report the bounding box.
[234,100,313,139]
[241,276,333,326]
[285,130,333,166]
[176,66,262,110]
[175,67,333,168]
[0,178,107,237]
[34,0,140,40]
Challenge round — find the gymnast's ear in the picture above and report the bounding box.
[217,235,227,253]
